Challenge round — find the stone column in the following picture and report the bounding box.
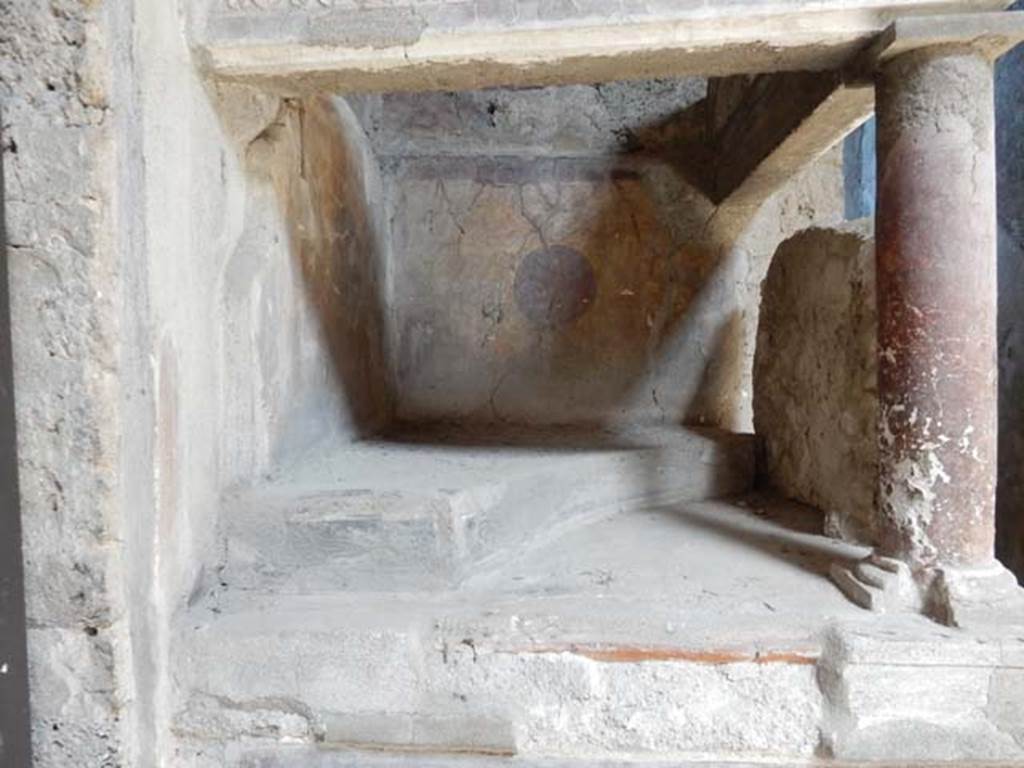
[874,48,998,571]
[831,19,1024,622]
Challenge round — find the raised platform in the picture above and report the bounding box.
[174,474,1024,765]
[219,425,755,592]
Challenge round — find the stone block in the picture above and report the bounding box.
[753,223,877,543]
[821,620,1024,762]
[176,596,823,760]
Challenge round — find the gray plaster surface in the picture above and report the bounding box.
[201,495,866,648]
[820,614,1024,761]
[219,425,756,592]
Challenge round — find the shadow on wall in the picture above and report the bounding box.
[214,92,393,477]
[383,87,800,434]
[560,111,756,433]
[287,97,393,440]
[554,152,754,432]
[469,156,734,429]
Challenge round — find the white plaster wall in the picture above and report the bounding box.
[131,4,242,761]
[133,16,393,766]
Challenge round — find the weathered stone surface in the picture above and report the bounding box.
[874,49,998,568]
[321,711,516,754]
[25,627,131,766]
[820,618,1024,761]
[174,693,315,744]
[754,223,877,542]
[1,1,134,763]
[988,668,1024,748]
[200,747,821,768]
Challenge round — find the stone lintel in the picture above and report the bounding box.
[854,11,1024,76]
[197,2,1011,93]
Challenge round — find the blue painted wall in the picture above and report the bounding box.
[843,117,876,221]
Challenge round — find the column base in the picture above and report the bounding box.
[830,553,923,614]
[831,554,1024,627]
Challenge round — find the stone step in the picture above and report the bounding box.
[175,587,827,763]
[219,425,756,592]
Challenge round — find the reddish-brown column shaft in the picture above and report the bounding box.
[875,48,998,569]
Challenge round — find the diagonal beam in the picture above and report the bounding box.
[697,11,1024,217]
[702,70,874,211]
